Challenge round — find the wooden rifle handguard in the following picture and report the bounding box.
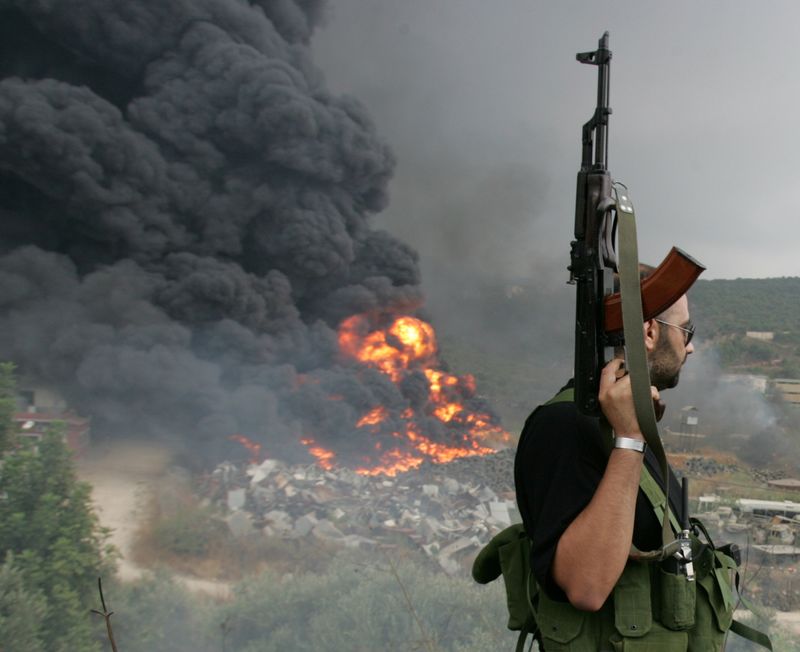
[603,247,706,333]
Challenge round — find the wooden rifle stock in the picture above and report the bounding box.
[603,247,705,333]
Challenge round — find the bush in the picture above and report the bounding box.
[219,552,515,652]
[106,573,215,652]
[150,504,227,557]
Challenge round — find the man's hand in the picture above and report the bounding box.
[597,358,660,436]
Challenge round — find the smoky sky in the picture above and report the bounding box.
[311,1,800,414]
[314,0,800,286]
[0,0,511,464]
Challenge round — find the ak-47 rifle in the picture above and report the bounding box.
[568,32,705,417]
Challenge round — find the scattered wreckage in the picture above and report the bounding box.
[696,495,800,561]
[204,450,518,575]
[205,450,800,573]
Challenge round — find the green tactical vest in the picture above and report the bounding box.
[473,390,771,651]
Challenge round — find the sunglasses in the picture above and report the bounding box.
[654,319,695,346]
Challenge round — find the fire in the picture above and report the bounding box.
[338,315,437,382]
[357,406,388,428]
[355,448,425,477]
[301,438,336,471]
[301,313,511,476]
[229,434,263,465]
[434,403,463,422]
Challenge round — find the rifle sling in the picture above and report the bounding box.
[615,196,677,560]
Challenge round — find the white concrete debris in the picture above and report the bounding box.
[205,451,520,575]
[226,488,246,511]
[247,459,282,484]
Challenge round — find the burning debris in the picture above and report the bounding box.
[299,314,509,475]
[206,449,518,575]
[0,1,508,465]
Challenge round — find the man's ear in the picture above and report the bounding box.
[643,319,659,352]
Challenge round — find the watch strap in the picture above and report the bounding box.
[614,436,646,453]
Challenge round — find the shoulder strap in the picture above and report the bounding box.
[639,466,680,534]
[616,197,675,559]
[544,387,576,406]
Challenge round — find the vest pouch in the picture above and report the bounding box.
[536,591,590,651]
[695,548,735,633]
[497,533,535,631]
[657,567,696,630]
[610,623,689,651]
[472,524,535,632]
[609,562,689,650]
[613,560,652,639]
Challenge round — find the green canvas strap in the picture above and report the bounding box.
[639,466,681,535]
[614,188,675,560]
[729,620,773,651]
[691,519,772,649]
[548,387,576,406]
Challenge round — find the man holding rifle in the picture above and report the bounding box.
[472,32,770,652]
[514,290,704,649]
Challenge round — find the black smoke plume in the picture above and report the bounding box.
[0,1,500,465]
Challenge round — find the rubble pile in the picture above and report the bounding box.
[684,457,739,477]
[415,448,516,494]
[752,467,787,483]
[205,452,519,574]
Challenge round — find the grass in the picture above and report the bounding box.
[130,481,341,581]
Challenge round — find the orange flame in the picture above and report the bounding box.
[357,406,389,428]
[317,313,511,476]
[301,438,336,470]
[228,434,263,465]
[339,315,437,382]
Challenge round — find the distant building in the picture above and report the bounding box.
[767,479,800,492]
[770,378,800,405]
[662,406,706,452]
[736,498,800,520]
[746,331,774,341]
[14,383,90,454]
[718,374,768,394]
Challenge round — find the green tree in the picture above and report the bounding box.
[0,555,48,652]
[0,361,17,452]
[0,420,114,650]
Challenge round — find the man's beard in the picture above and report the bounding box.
[649,330,684,390]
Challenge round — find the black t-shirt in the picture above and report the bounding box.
[514,382,684,601]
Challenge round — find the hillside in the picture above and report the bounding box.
[691,276,800,336]
[434,276,800,434]
[691,277,800,376]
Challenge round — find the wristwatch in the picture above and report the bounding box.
[614,436,646,453]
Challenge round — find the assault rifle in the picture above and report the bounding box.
[568,32,705,417]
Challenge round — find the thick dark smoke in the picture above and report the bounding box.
[0,1,499,464]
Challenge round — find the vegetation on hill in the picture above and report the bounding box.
[688,277,800,377]
[690,277,800,336]
[0,364,115,652]
[432,276,800,434]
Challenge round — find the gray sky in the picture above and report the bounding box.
[314,1,800,286]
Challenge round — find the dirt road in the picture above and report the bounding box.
[76,439,231,598]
